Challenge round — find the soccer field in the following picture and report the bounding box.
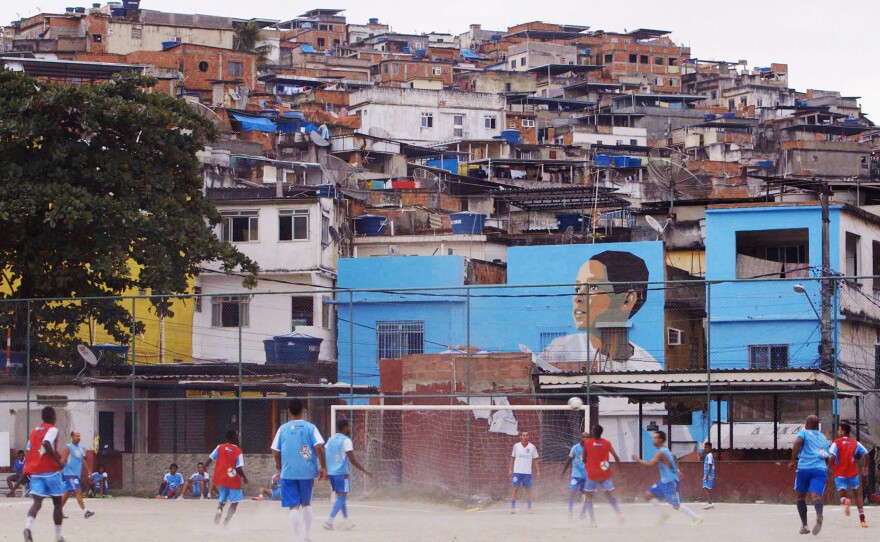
[1,496,877,541]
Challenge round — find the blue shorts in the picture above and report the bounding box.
[703,478,715,490]
[63,475,81,492]
[280,479,314,508]
[162,485,182,496]
[30,472,65,497]
[585,477,615,492]
[217,486,243,504]
[649,481,680,506]
[834,475,860,491]
[569,477,586,493]
[271,488,282,501]
[511,474,532,489]
[329,474,351,494]
[795,469,828,495]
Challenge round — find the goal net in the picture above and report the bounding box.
[331,403,587,501]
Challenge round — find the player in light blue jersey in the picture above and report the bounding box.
[633,430,702,525]
[789,415,831,535]
[157,464,185,499]
[272,399,326,542]
[560,432,588,517]
[323,419,372,531]
[700,442,715,509]
[60,431,95,519]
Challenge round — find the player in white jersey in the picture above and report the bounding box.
[272,399,326,542]
[509,431,540,514]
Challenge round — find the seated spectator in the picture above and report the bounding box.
[179,462,211,499]
[157,463,185,499]
[6,450,27,495]
[252,473,281,501]
[90,465,110,498]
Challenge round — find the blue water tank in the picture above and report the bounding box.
[283,110,304,119]
[613,156,628,167]
[450,212,487,234]
[500,129,521,144]
[316,184,337,199]
[354,214,387,236]
[556,213,588,232]
[594,155,612,167]
[264,333,323,365]
[369,18,379,24]
[91,343,130,360]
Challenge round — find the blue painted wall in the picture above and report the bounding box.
[705,205,842,369]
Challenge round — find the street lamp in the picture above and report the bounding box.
[793,283,838,432]
[793,284,821,320]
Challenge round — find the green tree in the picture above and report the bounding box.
[234,21,262,52]
[0,71,258,371]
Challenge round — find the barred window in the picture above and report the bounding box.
[211,296,250,328]
[377,321,424,359]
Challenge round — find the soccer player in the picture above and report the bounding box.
[7,450,25,493]
[829,422,868,528]
[23,406,66,542]
[560,432,587,518]
[204,430,248,527]
[509,430,539,514]
[60,431,95,519]
[789,414,831,535]
[632,430,702,526]
[582,425,624,526]
[90,465,109,498]
[253,473,281,501]
[157,463,185,499]
[272,398,326,542]
[323,419,372,531]
[700,442,715,509]
[179,462,211,499]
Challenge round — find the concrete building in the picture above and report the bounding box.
[346,18,390,46]
[349,87,505,144]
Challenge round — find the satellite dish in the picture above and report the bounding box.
[309,131,330,147]
[78,345,99,366]
[328,225,341,244]
[388,245,400,256]
[644,215,670,241]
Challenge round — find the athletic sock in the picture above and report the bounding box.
[340,496,348,519]
[797,499,808,526]
[526,500,532,509]
[510,499,516,509]
[813,499,823,517]
[55,525,62,540]
[303,505,313,536]
[859,511,866,522]
[840,496,847,505]
[608,495,622,516]
[568,496,574,513]
[289,508,303,540]
[678,504,700,520]
[582,500,595,521]
[25,516,34,530]
[329,496,344,522]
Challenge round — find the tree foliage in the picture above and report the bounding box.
[234,21,262,52]
[0,70,258,370]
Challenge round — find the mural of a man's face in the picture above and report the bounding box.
[572,260,639,332]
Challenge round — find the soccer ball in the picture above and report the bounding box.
[567,397,584,409]
[227,468,237,478]
[599,461,610,471]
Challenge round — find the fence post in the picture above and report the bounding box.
[130,296,136,492]
[585,285,591,429]
[238,296,244,442]
[465,286,471,498]
[706,281,712,445]
[348,291,354,414]
[25,300,32,438]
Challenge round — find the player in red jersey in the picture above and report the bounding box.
[828,422,868,528]
[581,425,624,527]
[203,429,249,527]
[23,406,67,542]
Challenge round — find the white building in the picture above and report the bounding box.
[506,42,579,72]
[349,87,506,144]
[353,233,507,262]
[194,187,340,364]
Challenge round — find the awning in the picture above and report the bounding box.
[709,422,804,450]
[230,113,276,132]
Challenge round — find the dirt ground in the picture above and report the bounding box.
[0,495,877,542]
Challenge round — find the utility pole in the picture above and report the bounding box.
[818,184,834,373]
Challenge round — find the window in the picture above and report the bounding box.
[540,331,566,351]
[228,61,244,77]
[92,34,102,42]
[740,96,748,106]
[211,296,250,327]
[393,64,400,75]
[279,209,308,241]
[520,58,527,67]
[728,99,736,111]
[628,53,638,63]
[522,119,536,128]
[321,296,333,329]
[710,90,717,100]
[509,121,517,129]
[220,210,258,242]
[321,214,331,246]
[669,58,678,66]
[735,228,809,279]
[317,37,326,49]
[504,82,512,92]
[667,328,684,346]
[432,66,443,75]
[845,232,860,280]
[421,112,434,128]
[640,55,649,64]
[484,115,497,130]
[757,97,763,108]
[549,150,557,159]
[291,297,314,326]
[630,139,638,146]
[510,60,516,69]
[669,77,677,87]
[377,321,424,359]
[873,241,880,295]
[193,286,202,313]
[453,114,464,138]
[198,61,209,72]
[654,57,663,65]
[749,345,789,369]
[131,27,142,39]
[604,53,613,64]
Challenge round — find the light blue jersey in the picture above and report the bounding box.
[569,443,586,479]
[325,433,353,476]
[703,452,715,480]
[164,472,184,489]
[657,447,679,484]
[62,443,85,477]
[796,429,830,471]
[271,420,325,480]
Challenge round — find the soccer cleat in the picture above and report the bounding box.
[85,510,95,519]
[691,517,704,526]
[704,503,715,510]
[799,526,810,535]
[861,520,868,528]
[252,495,264,501]
[323,521,334,531]
[812,515,823,536]
[843,498,851,516]
[23,528,33,542]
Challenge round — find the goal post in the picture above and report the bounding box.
[329,402,588,501]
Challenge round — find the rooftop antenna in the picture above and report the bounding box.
[76,344,100,377]
[645,214,671,241]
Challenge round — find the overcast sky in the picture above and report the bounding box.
[5,0,878,119]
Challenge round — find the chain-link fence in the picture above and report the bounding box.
[0,275,878,502]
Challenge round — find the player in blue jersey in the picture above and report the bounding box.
[560,432,588,517]
[700,442,715,509]
[633,431,702,525]
[272,399,327,542]
[179,462,211,499]
[323,419,372,531]
[789,415,831,535]
[90,466,109,498]
[60,431,95,519]
[157,464,185,499]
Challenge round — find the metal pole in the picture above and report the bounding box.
[832,277,839,434]
[585,287,591,430]
[705,281,711,443]
[716,397,722,457]
[25,301,32,438]
[773,393,778,452]
[638,398,643,459]
[238,296,243,442]
[130,297,136,491]
[819,187,833,375]
[465,287,471,498]
[348,291,354,414]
